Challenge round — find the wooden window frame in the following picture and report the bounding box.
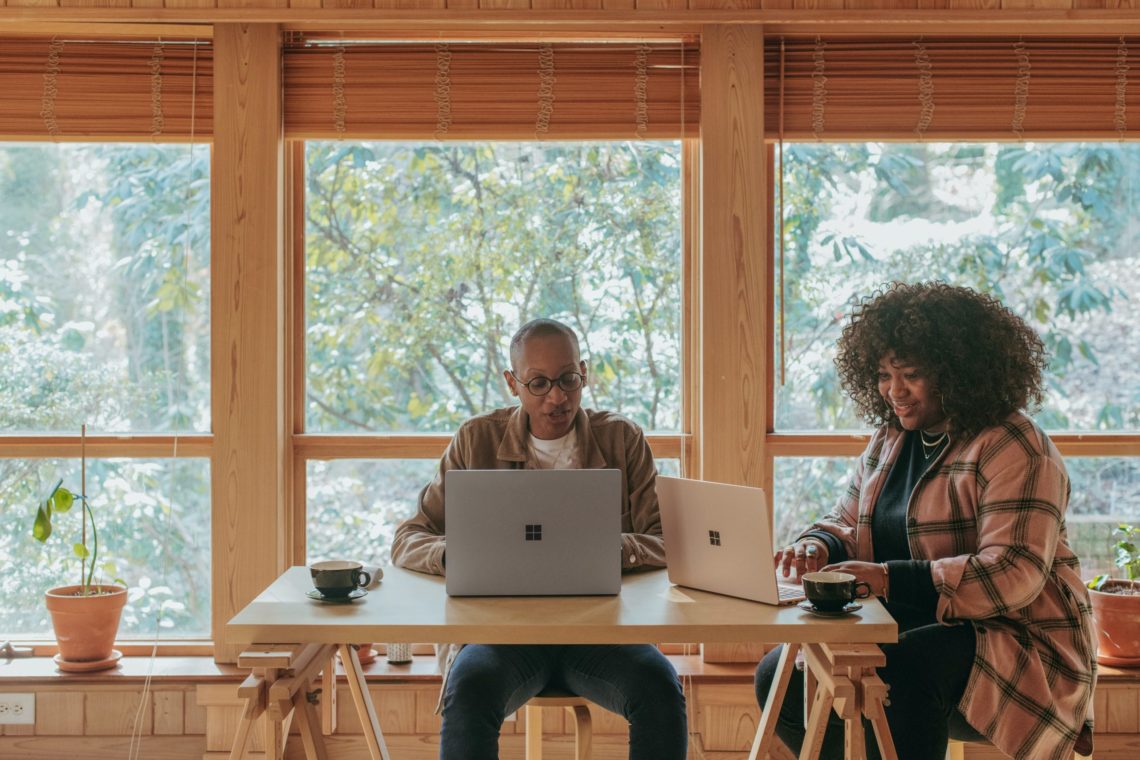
[285,136,702,566]
[760,138,1140,501]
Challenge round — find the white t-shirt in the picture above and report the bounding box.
[528,428,580,470]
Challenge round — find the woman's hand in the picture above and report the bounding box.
[775,539,829,579]
[822,561,889,598]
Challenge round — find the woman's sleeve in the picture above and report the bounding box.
[795,442,872,561]
[930,444,1068,622]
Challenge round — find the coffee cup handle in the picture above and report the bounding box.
[854,581,872,599]
[356,570,372,588]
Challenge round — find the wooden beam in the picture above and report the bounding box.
[699,24,767,488]
[211,22,286,664]
[7,9,1140,37]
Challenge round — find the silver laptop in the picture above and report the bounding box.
[657,476,805,605]
[444,469,622,596]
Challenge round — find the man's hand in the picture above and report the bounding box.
[821,561,888,598]
[775,539,828,579]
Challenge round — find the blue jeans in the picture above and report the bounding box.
[440,644,687,760]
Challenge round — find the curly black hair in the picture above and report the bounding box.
[834,281,1048,440]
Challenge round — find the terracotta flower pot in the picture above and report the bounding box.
[1089,579,1140,667]
[45,584,127,663]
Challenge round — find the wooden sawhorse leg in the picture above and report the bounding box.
[749,642,800,760]
[230,644,390,760]
[802,643,898,760]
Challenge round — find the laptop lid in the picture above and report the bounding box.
[444,469,622,597]
[657,476,804,605]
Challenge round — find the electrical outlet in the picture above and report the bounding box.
[0,693,35,725]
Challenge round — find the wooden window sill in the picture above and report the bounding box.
[0,653,758,685]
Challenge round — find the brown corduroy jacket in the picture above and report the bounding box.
[389,404,665,708]
[804,412,1095,760]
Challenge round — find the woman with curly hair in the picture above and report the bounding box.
[755,282,1095,760]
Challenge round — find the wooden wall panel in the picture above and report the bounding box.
[153,691,185,735]
[35,692,85,735]
[1002,0,1071,7]
[532,0,605,8]
[210,22,288,664]
[414,688,443,735]
[1104,685,1140,733]
[699,25,767,490]
[84,691,152,736]
[690,0,763,8]
[693,683,760,751]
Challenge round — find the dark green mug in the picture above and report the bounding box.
[310,560,371,598]
[801,571,871,612]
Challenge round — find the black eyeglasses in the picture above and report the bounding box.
[510,371,586,397]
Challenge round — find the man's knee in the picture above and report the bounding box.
[444,659,510,712]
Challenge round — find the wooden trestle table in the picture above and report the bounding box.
[226,566,899,760]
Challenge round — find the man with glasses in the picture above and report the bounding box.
[391,318,685,760]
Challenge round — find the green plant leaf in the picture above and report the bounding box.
[51,485,76,514]
[73,543,90,560]
[1087,574,1107,591]
[32,505,52,542]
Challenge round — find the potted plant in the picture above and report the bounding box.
[1086,524,1140,667]
[32,425,127,671]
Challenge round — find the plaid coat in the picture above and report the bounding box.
[804,412,1095,760]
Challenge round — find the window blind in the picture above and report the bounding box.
[0,37,213,140]
[283,42,700,140]
[765,37,1137,141]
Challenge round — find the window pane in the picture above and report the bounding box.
[773,457,852,548]
[307,457,681,565]
[307,459,439,564]
[305,142,682,434]
[0,458,211,638]
[0,143,210,433]
[774,456,1140,581]
[776,143,1140,434]
[1067,457,1140,579]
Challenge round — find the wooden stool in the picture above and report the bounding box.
[524,688,593,760]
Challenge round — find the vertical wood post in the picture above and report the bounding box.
[699,26,768,490]
[212,23,287,663]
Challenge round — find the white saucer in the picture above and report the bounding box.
[797,601,862,617]
[307,588,367,603]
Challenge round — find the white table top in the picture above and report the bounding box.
[226,566,897,646]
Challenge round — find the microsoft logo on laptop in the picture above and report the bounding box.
[525,524,543,541]
[709,530,721,547]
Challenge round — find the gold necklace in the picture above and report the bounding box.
[920,429,949,460]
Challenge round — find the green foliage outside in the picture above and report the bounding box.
[0,144,211,636]
[774,143,1140,576]
[304,141,683,434]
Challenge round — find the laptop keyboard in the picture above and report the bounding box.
[777,582,805,600]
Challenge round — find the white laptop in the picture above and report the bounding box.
[444,469,622,597]
[657,476,805,605]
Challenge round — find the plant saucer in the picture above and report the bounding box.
[797,601,863,617]
[54,649,122,672]
[307,588,367,604]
